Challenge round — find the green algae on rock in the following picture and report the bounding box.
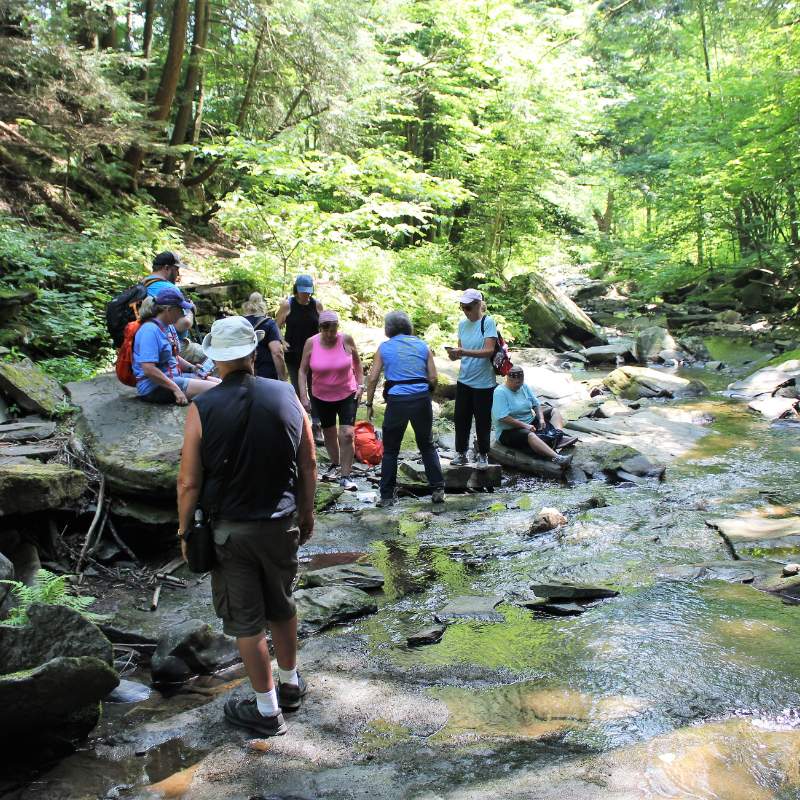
[0,460,87,514]
[0,358,68,417]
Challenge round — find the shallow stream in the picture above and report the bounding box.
[7,344,800,800]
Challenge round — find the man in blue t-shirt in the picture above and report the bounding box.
[491,366,574,467]
[446,288,498,469]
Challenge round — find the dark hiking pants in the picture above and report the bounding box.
[454,381,494,455]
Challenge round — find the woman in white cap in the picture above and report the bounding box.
[298,310,364,491]
[446,288,497,468]
[276,274,324,443]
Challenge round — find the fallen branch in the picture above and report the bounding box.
[150,583,162,611]
[76,475,106,573]
[106,518,139,562]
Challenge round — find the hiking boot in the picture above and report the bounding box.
[337,475,357,491]
[278,673,307,712]
[557,435,579,450]
[450,452,468,467]
[223,696,287,737]
[322,464,340,482]
[475,453,489,470]
[376,495,397,508]
[431,488,445,505]
[551,453,573,469]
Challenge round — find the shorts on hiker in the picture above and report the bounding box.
[138,375,190,404]
[497,406,555,451]
[210,516,300,637]
[313,393,357,429]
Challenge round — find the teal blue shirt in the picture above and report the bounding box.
[458,315,497,389]
[492,382,540,432]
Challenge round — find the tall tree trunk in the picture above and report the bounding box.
[236,21,269,130]
[696,199,705,268]
[139,0,156,102]
[68,1,98,49]
[124,1,133,51]
[99,3,118,49]
[787,183,800,252]
[184,73,205,173]
[125,0,190,182]
[163,0,209,174]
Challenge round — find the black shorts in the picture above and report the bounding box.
[497,406,555,451]
[313,393,357,429]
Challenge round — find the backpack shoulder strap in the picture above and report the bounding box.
[142,274,162,287]
[480,315,486,336]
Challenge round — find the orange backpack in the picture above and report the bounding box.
[353,420,384,465]
[115,319,142,387]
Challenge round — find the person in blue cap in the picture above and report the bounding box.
[132,287,221,405]
[276,274,324,442]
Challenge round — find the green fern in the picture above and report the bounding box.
[0,569,108,627]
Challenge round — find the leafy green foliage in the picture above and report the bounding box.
[0,569,107,627]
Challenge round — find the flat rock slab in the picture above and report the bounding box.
[707,516,800,558]
[528,583,619,601]
[295,585,378,637]
[434,595,504,623]
[299,563,384,591]
[0,418,56,443]
[0,460,87,515]
[566,408,712,463]
[726,359,800,400]
[519,365,591,406]
[657,560,786,585]
[580,342,635,363]
[407,624,447,646]
[748,396,799,420]
[68,373,186,498]
[0,359,67,417]
[0,442,60,460]
[400,459,501,490]
[604,366,708,400]
[536,601,587,616]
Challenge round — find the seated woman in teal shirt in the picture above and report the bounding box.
[491,366,574,467]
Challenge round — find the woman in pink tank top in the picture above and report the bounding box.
[298,310,364,490]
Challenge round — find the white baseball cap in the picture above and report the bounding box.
[202,316,264,362]
[459,288,483,304]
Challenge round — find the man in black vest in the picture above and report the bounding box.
[177,316,317,737]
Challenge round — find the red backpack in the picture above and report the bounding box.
[481,315,513,376]
[353,421,384,465]
[115,320,142,386]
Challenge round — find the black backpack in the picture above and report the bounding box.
[106,275,161,348]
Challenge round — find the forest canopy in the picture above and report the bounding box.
[1,0,798,378]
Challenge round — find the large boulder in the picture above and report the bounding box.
[400,458,501,490]
[295,585,377,637]
[0,603,118,745]
[523,273,601,349]
[726,359,800,401]
[0,359,67,417]
[298,563,385,591]
[580,341,635,364]
[150,619,239,683]
[68,373,186,498]
[518,365,591,411]
[604,366,708,400]
[0,552,13,609]
[634,327,678,363]
[0,460,87,515]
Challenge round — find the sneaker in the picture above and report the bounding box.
[431,488,445,504]
[322,464,340,482]
[450,452,468,467]
[551,453,573,468]
[475,453,489,470]
[223,696,287,737]
[278,673,307,712]
[376,495,397,508]
[337,475,358,491]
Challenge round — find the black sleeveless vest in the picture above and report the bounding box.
[194,372,304,520]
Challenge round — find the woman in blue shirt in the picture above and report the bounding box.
[491,366,573,467]
[446,289,497,469]
[365,311,444,507]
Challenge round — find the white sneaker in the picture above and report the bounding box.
[475,454,489,470]
[337,475,357,491]
[322,464,340,482]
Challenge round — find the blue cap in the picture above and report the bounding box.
[294,274,314,294]
[154,287,193,311]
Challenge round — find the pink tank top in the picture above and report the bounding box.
[309,333,357,402]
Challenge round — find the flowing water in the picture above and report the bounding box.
[7,344,800,800]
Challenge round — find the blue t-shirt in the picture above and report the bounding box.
[379,334,430,397]
[492,383,540,432]
[132,320,181,396]
[458,315,497,389]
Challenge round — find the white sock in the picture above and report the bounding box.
[255,687,279,717]
[279,667,299,686]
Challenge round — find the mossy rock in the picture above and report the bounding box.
[0,358,67,417]
[0,460,87,515]
[604,366,707,400]
[315,483,344,512]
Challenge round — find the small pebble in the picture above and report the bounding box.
[783,563,800,577]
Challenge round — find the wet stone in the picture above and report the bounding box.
[295,585,378,637]
[527,583,619,601]
[107,678,151,703]
[536,602,587,616]
[434,595,504,623]
[529,507,568,534]
[151,620,239,684]
[407,624,447,647]
[604,366,708,400]
[298,563,384,591]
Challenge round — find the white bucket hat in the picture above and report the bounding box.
[202,316,264,362]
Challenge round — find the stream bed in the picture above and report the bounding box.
[6,355,800,800]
